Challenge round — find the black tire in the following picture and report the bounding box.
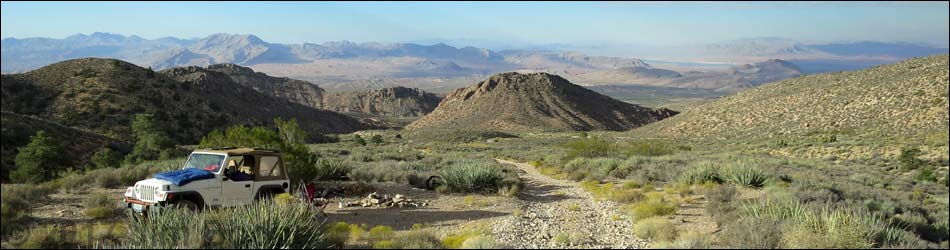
[426,176,443,190]
[170,199,199,211]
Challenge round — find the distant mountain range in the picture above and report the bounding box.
[3,33,947,93]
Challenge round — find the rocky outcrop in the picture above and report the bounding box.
[322,87,442,117]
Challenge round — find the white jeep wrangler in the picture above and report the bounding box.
[124,148,290,213]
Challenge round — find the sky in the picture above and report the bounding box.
[2,1,949,48]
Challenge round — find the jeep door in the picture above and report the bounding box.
[221,155,255,206]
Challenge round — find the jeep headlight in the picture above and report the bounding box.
[125,187,134,198]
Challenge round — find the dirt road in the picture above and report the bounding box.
[491,159,647,249]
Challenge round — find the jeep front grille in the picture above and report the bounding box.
[136,185,158,202]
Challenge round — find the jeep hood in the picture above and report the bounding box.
[136,177,216,190]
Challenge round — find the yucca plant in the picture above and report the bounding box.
[213,200,330,249]
[126,207,210,249]
[722,161,769,188]
[679,161,722,185]
[440,161,504,193]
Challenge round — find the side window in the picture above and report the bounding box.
[258,156,282,178]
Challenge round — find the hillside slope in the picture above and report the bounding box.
[406,72,677,132]
[1,112,128,181]
[635,54,949,140]
[322,86,442,117]
[1,58,369,144]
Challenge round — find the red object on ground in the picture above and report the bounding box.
[305,183,316,202]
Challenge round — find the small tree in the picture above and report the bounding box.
[11,131,69,183]
[899,147,924,171]
[91,147,122,169]
[125,114,174,164]
[394,134,403,140]
[353,135,366,146]
[369,135,384,145]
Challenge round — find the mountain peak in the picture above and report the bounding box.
[407,72,677,132]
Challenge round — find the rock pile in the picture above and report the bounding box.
[343,192,430,208]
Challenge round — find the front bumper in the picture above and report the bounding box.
[124,197,160,214]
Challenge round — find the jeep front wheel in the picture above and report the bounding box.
[170,199,199,211]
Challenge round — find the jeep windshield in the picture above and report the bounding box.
[183,153,226,174]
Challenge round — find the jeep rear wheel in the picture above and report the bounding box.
[170,199,199,211]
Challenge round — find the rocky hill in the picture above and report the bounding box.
[635,54,949,140]
[406,72,678,132]
[176,64,442,118]
[322,87,442,117]
[203,63,326,109]
[0,58,369,145]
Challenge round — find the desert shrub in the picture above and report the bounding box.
[11,131,70,183]
[83,192,118,219]
[368,226,395,242]
[17,225,72,249]
[354,135,367,146]
[442,230,486,249]
[389,231,442,249]
[899,147,924,171]
[441,161,505,193]
[2,184,50,236]
[704,184,737,227]
[461,235,498,249]
[624,140,676,157]
[721,161,769,188]
[679,161,721,185]
[369,135,384,145]
[630,192,677,220]
[91,147,122,169]
[942,171,949,187]
[719,216,784,249]
[562,138,615,160]
[914,166,938,182]
[652,231,711,249]
[92,169,121,188]
[634,217,679,242]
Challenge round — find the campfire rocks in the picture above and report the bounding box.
[343,192,429,208]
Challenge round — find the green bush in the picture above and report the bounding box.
[722,162,769,188]
[370,135,384,145]
[354,135,367,146]
[441,161,505,193]
[562,138,615,160]
[624,140,676,157]
[914,167,938,182]
[11,131,70,183]
[198,118,320,187]
[679,162,721,185]
[899,147,924,171]
[125,114,175,164]
[91,147,122,169]
[630,193,677,220]
[634,217,679,242]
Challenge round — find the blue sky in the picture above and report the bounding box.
[2,1,948,47]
